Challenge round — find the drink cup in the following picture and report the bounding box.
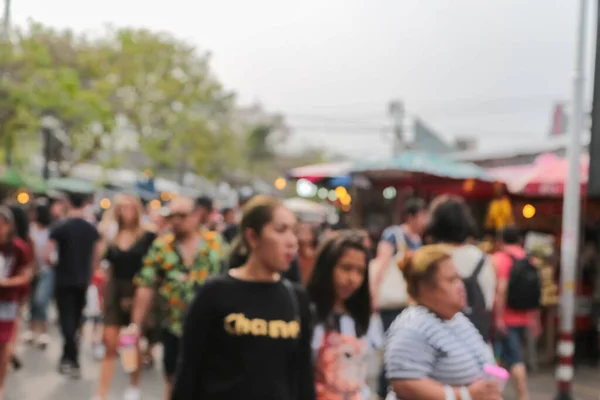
[482,364,510,391]
[119,334,138,373]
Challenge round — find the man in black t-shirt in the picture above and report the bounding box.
[46,193,100,378]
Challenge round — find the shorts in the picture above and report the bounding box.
[103,278,135,327]
[494,326,526,369]
[0,321,15,344]
[30,269,55,322]
[143,295,163,345]
[161,329,180,377]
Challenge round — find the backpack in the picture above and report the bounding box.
[463,255,491,342]
[506,253,541,311]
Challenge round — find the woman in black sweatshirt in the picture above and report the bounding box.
[171,195,315,400]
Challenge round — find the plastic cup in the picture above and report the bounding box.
[482,364,510,391]
[119,334,138,373]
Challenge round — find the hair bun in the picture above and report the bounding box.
[397,250,414,276]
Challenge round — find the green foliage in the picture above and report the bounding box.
[0,20,330,181]
[103,27,237,175]
[0,22,117,173]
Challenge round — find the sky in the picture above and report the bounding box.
[10,0,597,159]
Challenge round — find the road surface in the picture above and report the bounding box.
[5,323,600,399]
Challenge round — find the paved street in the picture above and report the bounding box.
[4,322,600,399]
[6,323,164,400]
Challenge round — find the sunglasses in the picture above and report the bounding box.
[169,211,191,220]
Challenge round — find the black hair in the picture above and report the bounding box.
[35,203,52,227]
[501,225,520,245]
[68,193,87,209]
[227,236,248,270]
[221,207,234,215]
[427,195,476,244]
[227,195,282,267]
[404,197,426,218]
[307,230,371,337]
[8,205,29,242]
[196,196,213,212]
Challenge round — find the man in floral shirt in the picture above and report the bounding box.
[131,196,225,398]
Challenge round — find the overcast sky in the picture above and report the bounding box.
[11,0,597,158]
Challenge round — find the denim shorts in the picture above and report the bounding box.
[30,269,54,322]
[494,326,525,369]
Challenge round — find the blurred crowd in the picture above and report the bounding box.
[0,190,541,400]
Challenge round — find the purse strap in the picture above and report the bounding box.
[282,278,301,338]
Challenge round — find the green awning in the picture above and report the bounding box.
[22,174,48,193]
[48,178,96,194]
[0,168,26,188]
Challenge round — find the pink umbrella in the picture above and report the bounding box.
[516,153,589,196]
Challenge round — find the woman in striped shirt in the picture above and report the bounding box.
[384,244,501,400]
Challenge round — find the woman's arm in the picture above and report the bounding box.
[392,378,475,400]
[0,265,33,287]
[1,241,34,287]
[170,281,216,399]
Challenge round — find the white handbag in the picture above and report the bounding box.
[375,227,409,310]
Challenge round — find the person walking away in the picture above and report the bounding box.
[307,230,382,399]
[170,195,315,400]
[45,193,101,378]
[493,226,541,400]
[94,194,156,400]
[427,195,496,343]
[371,198,428,397]
[131,197,225,400]
[0,207,33,400]
[385,245,501,400]
[23,203,54,349]
[221,207,238,244]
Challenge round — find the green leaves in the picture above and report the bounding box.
[0,20,319,182]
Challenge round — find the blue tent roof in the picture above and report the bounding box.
[352,151,493,181]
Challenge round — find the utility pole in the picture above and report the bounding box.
[389,100,405,156]
[1,0,11,166]
[555,1,588,399]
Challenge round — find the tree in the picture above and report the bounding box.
[103,27,237,178]
[0,21,117,174]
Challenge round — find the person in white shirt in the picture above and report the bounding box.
[427,195,496,343]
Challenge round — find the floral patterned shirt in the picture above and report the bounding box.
[134,230,226,336]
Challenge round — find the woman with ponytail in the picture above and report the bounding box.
[172,195,315,400]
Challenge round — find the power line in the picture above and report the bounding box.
[283,93,564,124]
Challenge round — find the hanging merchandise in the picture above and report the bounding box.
[485,190,515,232]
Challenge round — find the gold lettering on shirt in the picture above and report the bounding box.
[224,313,300,339]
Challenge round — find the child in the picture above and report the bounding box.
[307,230,383,400]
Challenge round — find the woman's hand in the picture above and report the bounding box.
[467,380,502,400]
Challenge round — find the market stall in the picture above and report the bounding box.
[487,152,596,365]
[350,151,499,230]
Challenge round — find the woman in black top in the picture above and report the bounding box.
[172,195,315,400]
[94,194,156,400]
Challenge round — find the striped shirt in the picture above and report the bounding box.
[384,306,494,397]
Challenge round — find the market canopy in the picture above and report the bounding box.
[286,161,353,183]
[352,151,493,181]
[283,197,337,223]
[0,168,27,188]
[506,153,588,196]
[48,177,96,195]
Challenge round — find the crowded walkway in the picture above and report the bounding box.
[4,324,600,399]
